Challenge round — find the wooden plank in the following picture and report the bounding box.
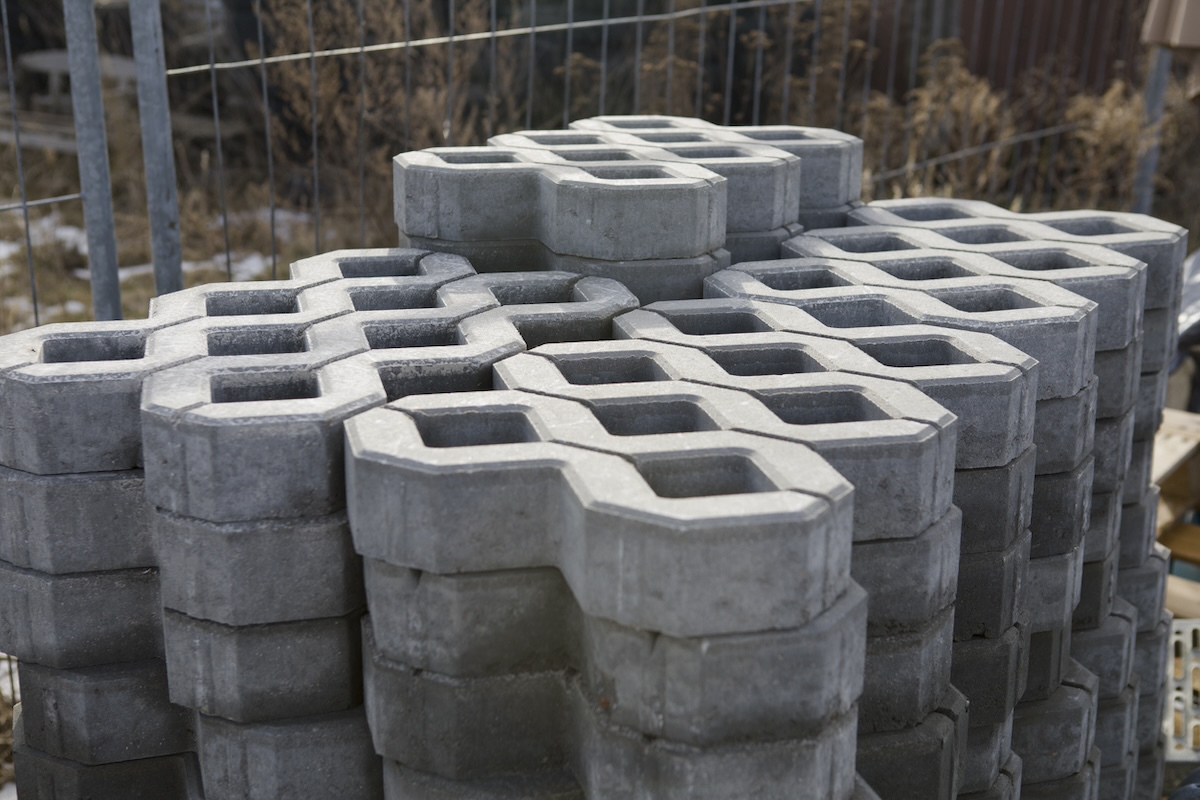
[1161,523,1200,565]
[1153,408,1200,485]
[1168,573,1200,619]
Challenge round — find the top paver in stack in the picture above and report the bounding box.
[842,199,1186,800]
[0,318,204,799]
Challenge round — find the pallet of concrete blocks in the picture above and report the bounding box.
[0,317,209,799]
[344,386,887,798]
[133,252,638,798]
[392,144,729,304]
[568,114,864,229]
[610,299,1055,799]
[489,129,804,266]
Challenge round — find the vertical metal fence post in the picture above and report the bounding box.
[130,0,183,296]
[1133,46,1172,215]
[63,0,122,320]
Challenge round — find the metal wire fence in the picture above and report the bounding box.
[0,0,1192,333]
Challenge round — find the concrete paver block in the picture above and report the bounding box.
[360,579,866,746]
[1011,660,1100,783]
[1031,376,1096,475]
[17,658,192,765]
[197,707,382,800]
[1094,677,1140,763]
[954,528,1030,640]
[1094,407,1135,493]
[14,738,197,800]
[1023,626,1072,703]
[0,318,199,474]
[1135,367,1169,441]
[1095,335,1143,418]
[381,762,583,800]
[0,466,152,574]
[155,509,364,626]
[613,299,1038,469]
[1142,307,1175,373]
[163,607,364,723]
[1123,436,1154,504]
[958,713,1013,794]
[1119,487,1159,568]
[1135,737,1165,799]
[1136,685,1166,758]
[957,752,1022,800]
[1018,747,1101,800]
[1098,745,1137,800]
[1074,543,1120,629]
[0,560,162,669]
[1025,543,1087,632]
[1133,610,1172,695]
[954,447,1036,555]
[1072,597,1139,699]
[347,391,854,638]
[1030,457,1095,559]
[855,690,966,800]
[860,605,954,733]
[725,223,806,263]
[1117,543,1169,634]
[1085,486,1123,563]
[707,262,1096,400]
[952,623,1027,725]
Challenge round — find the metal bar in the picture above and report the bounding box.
[446,0,455,143]
[1132,47,1172,214]
[129,0,183,296]
[695,0,707,116]
[1021,0,1062,205]
[723,0,737,124]
[835,0,850,130]
[166,0,811,76]
[563,0,574,126]
[880,0,902,171]
[808,0,821,125]
[305,0,321,253]
[487,0,496,137]
[901,0,925,165]
[1041,0,1083,201]
[987,0,1004,86]
[1,0,35,325]
[780,0,797,122]
[0,194,83,214]
[526,0,536,128]
[872,121,1085,183]
[666,0,675,112]
[859,0,878,142]
[254,0,278,278]
[356,0,367,244]
[1094,0,1116,93]
[404,0,413,148]
[634,0,644,113]
[600,0,610,114]
[752,1,765,124]
[64,0,121,319]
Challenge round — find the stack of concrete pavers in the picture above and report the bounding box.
[393,145,729,304]
[345,387,880,799]
[0,317,204,798]
[488,129,804,265]
[135,254,639,798]
[568,115,864,230]
[840,198,1186,798]
[699,266,1106,797]
[611,297,1052,799]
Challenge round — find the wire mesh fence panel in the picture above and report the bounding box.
[0,0,1195,328]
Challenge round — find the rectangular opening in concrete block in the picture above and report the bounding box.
[437,151,518,164]
[337,254,423,278]
[638,453,776,498]
[800,298,909,328]
[1040,218,1135,236]
[663,146,751,160]
[937,225,1030,245]
[870,257,976,281]
[412,408,540,448]
[630,132,707,143]
[881,203,974,222]
[822,232,918,253]
[206,327,307,357]
[935,288,1040,313]
[363,320,459,349]
[582,165,675,180]
[990,250,1092,272]
[205,291,299,317]
[856,338,974,367]
[553,354,669,385]
[658,309,773,335]
[377,365,490,402]
[210,371,320,403]
[758,389,888,425]
[526,133,605,145]
[591,399,719,436]
[706,344,822,376]
[607,119,686,129]
[735,130,815,142]
[41,334,145,363]
[753,269,852,291]
[489,282,576,306]
[349,286,438,311]
[553,149,639,162]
